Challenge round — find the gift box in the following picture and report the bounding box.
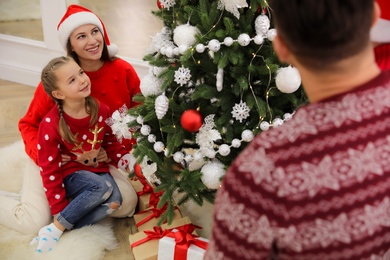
[129,216,193,260]
[134,206,182,231]
[157,225,208,260]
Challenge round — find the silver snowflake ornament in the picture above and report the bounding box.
[231,101,250,123]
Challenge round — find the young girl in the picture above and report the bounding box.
[0,4,139,235]
[31,56,134,253]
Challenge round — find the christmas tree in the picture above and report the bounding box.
[127,0,307,223]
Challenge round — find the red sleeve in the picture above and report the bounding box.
[37,112,69,215]
[19,82,55,164]
[125,61,141,108]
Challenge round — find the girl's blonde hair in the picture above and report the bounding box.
[41,56,99,144]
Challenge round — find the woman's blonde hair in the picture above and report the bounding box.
[41,56,99,144]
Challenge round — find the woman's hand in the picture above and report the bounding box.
[97,148,111,163]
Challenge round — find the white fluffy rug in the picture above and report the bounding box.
[0,140,118,260]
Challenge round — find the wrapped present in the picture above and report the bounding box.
[134,206,182,231]
[157,224,208,260]
[129,216,193,260]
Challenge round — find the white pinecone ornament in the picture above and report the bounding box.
[155,93,169,119]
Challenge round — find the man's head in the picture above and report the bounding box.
[269,0,377,69]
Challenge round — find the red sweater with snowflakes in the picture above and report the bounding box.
[38,102,129,215]
[205,71,390,259]
[19,58,140,164]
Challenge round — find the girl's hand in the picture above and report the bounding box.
[97,148,111,163]
[61,154,71,166]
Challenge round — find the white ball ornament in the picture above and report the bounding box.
[208,39,221,52]
[260,121,270,131]
[201,161,226,189]
[272,118,284,127]
[173,24,200,47]
[173,47,180,56]
[141,125,151,136]
[179,45,189,54]
[153,141,165,153]
[218,144,231,156]
[160,46,166,55]
[267,29,277,41]
[173,151,185,163]
[231,138,241,148]
[283,113,293,121]
[196,43,206,53]
[241,129,254,142]
[275,66,301,93]
[136,116,144,124]
[223,37,234,46]
[140,73,163,96]
[184,154,193,163]
[148,134,157,143]
[237,33,251,46]
[193,151,203,161]
[253,35,264,45]
[165,46,173,57]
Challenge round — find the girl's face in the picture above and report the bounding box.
[52,60,91,102]
[69,24,104,61]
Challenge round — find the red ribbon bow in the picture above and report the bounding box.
[136,205,168,228]
[130,226,170,248]
[165,224,208,259]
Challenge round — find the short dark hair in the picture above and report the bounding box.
[269,0,374,69]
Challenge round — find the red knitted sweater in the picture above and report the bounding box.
[205,71,390,259]
[38,102,129,215]
[19,58,140,164]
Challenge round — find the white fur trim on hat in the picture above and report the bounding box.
[371,18,390,43]
[58,12,104,52]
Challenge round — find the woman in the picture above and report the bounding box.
[0,5,140,234]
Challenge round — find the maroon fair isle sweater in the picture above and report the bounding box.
[37,102,129,215]
[205,71,390,259]
[19,58,141,164]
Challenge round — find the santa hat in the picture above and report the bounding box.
[371,0,390,43]
[57,4,118,57]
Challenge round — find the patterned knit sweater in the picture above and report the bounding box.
[205,71,390,259]
[38,102,129,215]
[19,58,140,164]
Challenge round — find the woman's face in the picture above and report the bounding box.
[69,24,104,61]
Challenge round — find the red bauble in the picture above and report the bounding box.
[157,0,163,9]
[134,163,144,180]
[180,109,203,132]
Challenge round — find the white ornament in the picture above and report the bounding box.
[179,45,189,54]
[136,116,144,124]
[275,66,301,93]
[140,156,158,181]
[284,113,293,121]
[272,118,284,127]
[241,129,254,142]
[253,35,264,45]
[174,66,192,86]
[155,93,169,119]
[140,72,163,96]
[223,37,234,46]
[267,29,277,41]
[184,154,193,163]
[196,43,206,53]
[201,160,226,189]
[216,68,224,92]
[208,39,221,52]
[173,24,200,47]
[105,104,134,142]
[231,138,241,148]
[141,125,151,136]
[173,151,185,163]
[218,144,231,156]
[255,15,270,36]
[237,33,251,46]
[159,0,176,10]
[148,134,157,143]
[154,141,165,153]
[165,46,174,57]
[260,121,270,131]
[231,101,250,123]
[218,0,248,19]
[196,114,222,150]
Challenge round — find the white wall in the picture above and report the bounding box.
[0,0,148,87]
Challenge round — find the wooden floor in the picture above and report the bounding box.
[0,1,164,258]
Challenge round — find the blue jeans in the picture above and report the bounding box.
[56,171,122,230]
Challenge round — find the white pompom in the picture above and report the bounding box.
[201,161,226,189]
[173,24,200,47]
[140,73,163,96]
[275,66,301,93]
[241,129,254,142]
[155,93,169,119]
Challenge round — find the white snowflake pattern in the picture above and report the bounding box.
[105,104,134,142]
[174,66,191,86]
[159,0,176,10]
[314,213,351,247]
[231,100,250,123]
